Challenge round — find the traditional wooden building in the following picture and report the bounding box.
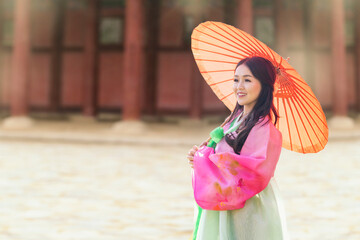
[1,0,359,125]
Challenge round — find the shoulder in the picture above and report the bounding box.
[240,116,282,156]
[248,116,282,145]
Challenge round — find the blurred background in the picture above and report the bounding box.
[0,0,359,240]
[0,0,359,124]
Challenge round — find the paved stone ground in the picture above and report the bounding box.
[0,121,359,239]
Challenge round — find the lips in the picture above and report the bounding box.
[237,92,247,97]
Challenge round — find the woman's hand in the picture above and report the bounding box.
[187,139,209,168]
[187,145,199,168]
[187,115,230,168]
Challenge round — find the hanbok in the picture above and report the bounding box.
[192,113,288,240]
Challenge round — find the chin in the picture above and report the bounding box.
[237,100,247,106]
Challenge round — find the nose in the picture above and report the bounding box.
[235,80,244,90]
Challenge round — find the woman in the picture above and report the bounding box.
[187,57,287,239]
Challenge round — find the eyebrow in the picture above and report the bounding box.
[234,74,253,78]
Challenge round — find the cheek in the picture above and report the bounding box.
[254,84,262,98]
[233,84,237,92]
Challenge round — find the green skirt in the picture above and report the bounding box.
[192,179,288,240]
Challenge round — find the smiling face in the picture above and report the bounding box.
[233,64,262,114]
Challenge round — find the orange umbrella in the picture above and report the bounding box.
[191,21,328,153]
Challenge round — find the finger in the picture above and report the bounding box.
[188,151,194,157]
[189,145,198,153]
[190,147,198,154]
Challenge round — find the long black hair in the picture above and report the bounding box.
[225,56,279,154]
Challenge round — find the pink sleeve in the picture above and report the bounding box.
[192,121,282,210]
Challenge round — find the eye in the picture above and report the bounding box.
[245,79,251,82]
[233,79,239,82]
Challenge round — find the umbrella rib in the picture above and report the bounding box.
[210,23,256,56]
[290,75,315,87]
[232,27,267,56]
[290,87,328,141]
[292,83,327,126]
[196,27,254,57]
[283,92,305,153]
[192,46,247,60]
[281,96,293,151]
[245,32,271,58]
[282,84,316,152]
[289,93,327,148]
[192,39,248,59]
[209,78,233,86]
[195,59,238,64]
[290,79,321,103]
[278,57,283,69]
[192,30,251,57]
[291,84,326,125]
[285,93,322,152]
[281,83,306,152]
[222,22,273,62]
[222,23,258,55]
[264,44,277,64]
[237,30,268,57]
[211,22,256,55]
[291,84,328,126]
[221,23,261,55]
[293,98,328,141]
[220,91,234,101]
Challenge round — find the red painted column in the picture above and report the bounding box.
[190,62,203,119]
[190,6,203,120]
[83,0,99,116]
[10,0,30,116]
[355,0,360,112]
[122,0,144,120]
[237,0,253,35]
[331,0,347,116]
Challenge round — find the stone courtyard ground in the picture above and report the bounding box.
[0,119,359,240]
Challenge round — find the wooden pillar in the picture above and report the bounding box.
[303,0,315,90]
[122,0,144,120]
[355,0,360,112]
[144,0,159,116]
[83,0,99,116]
[10,0,30,116]
[190,62,203,119]
[331,0,347,116]
[50,0,65,112]
[190,1,203,120]
[237,0,253,34]
[274,0,287,57]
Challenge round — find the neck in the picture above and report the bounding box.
[243,105,254,115]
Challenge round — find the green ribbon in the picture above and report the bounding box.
[192,204,202,240]
[207,126,224,149]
